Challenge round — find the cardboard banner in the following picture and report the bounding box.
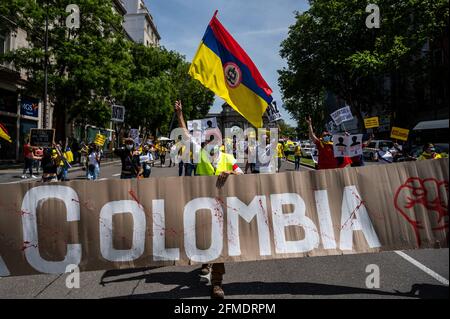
[94,134,106,147]
[29,129,55,147]
[364,117,379,129]
[0,159,448,277]
[333,134,363,157]
[391,127,410,141]
[330,106,353,126]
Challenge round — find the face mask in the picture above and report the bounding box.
[429,148,436,153]
[323,136,331,142]
[126,144,133,150]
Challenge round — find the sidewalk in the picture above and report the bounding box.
[0,159,121,184]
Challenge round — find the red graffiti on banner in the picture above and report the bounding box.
[394,177,449,246]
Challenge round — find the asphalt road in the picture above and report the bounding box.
[0,158,448,299]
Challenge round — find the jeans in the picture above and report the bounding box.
[143,164,151,178]
[294,156,301,170]
[87,165,98,180]
[178,161,184,176]
[185,163,194,176]
[23,158,34,176]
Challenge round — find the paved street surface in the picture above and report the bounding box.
[0,159,448,299]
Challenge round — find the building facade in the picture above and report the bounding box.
[0,27,43,163]
[207,103,270,137]
[122,0,161,46]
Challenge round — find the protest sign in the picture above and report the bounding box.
[29,129,55,147]
[111,105,125,122]
[0,159,447,277]
[201,117,218,130]
[333,134,363,157]
[94,134,107,147]
[331,106,353,126]
[391,127,409,141]
[129,129,140,146]
[266,101,282,123]
[364,117,379,129]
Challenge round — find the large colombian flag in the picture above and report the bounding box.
[189,11,273,128]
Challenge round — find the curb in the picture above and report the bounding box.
[67,160,121,173]
[286,158,316,170]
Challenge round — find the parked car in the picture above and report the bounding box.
[363,140,394,161]
[300,141,315,157]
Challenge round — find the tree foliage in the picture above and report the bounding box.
[279,0,449,133]
[0,0,214,138]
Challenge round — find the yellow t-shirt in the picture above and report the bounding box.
[277,143,284,158]
[294,145,301,156]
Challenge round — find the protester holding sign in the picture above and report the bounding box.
[41,145,63,182]
[114,138,142,179]
[140,144,154,178]
[306,116,338,170]
[21,140,40,179]
[175,99,243,299]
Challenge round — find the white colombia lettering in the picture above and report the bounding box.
[314,190,337,249]
[152,199,180,261]
[339,186,381,250]
[271,193,319,254]
[0,256,10,276]
[184,198,223,263]
[99,200,146,262]
[227,196,271,256]
[21,186,81,274]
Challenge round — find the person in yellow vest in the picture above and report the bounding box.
[175,100,243,299]
[417,143,443,160]
[276,140,285,172]
[294,143,302,171]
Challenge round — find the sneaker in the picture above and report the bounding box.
[211,285,225,299]
[31,175,38,179]
[21,175,27,179]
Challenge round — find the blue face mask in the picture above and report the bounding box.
[323,136,331,142]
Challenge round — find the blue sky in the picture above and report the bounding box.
[145,0,310,127]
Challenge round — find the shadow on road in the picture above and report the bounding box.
[100,268,449,299]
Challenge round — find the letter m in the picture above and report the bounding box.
[227,196,271,256]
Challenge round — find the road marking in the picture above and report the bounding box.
[395,250,449,286]
[112,173,121,177]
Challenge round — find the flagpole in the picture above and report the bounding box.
[213,10,218,18]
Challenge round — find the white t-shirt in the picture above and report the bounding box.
[88,152,99,167]
[377,150,394,164]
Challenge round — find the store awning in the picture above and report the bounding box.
[413,119,449,131]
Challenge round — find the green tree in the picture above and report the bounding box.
[279,0,449,133]
[0,0,132,140]
[124,44,214,136]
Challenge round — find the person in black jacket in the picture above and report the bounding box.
[114,138,142,179]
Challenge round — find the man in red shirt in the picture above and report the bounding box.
[22,141,40,179]
[306,116,338,170]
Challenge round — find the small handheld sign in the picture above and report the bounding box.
[29,129,55,147]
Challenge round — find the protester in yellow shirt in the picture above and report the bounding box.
[174,99,243,299]
[276,141,285,172]
[418,143,443,160]
[294,144,302,171]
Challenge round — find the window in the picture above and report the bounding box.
[0,34,6,54]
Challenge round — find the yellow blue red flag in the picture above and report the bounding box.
[0,123,12,143]
[189,11,273,128]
